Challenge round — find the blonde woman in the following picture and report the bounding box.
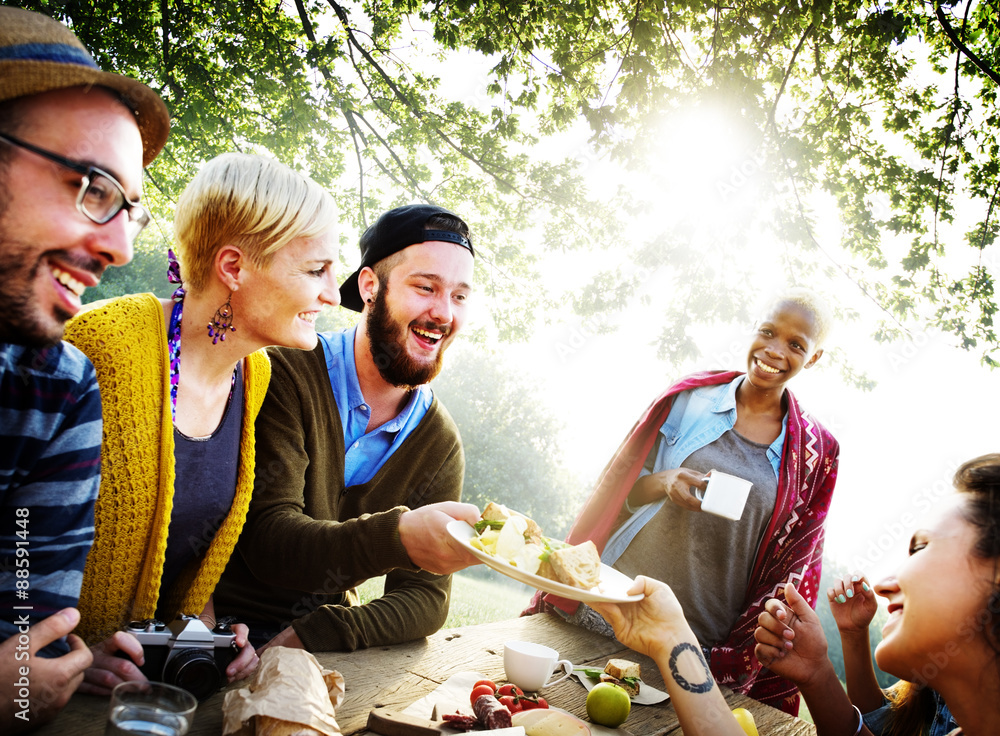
[65,152,340,695]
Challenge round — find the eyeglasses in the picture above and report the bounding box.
[0,131,150,243]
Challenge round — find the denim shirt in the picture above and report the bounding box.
[602,376,787,565]
[862,690,958,736]
[318,328,431,486]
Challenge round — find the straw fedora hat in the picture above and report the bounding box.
[0,6,169,166]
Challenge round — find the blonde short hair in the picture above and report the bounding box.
[173,152,338,291]
[760,287,834,348]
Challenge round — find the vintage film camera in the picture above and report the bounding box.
[124,615,239,700]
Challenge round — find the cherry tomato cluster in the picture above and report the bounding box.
[469,679,549,714]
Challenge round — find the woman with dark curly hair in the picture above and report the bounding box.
[755,454,1000,736]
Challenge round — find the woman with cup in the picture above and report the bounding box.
[528,288,839,713]
[64,152,341,694]
[754,453,1000,735]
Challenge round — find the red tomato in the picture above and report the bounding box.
[520,696,548,710]
[499,695,523,713]
[470,685,496,705]
[472,679,498,692]
[497,684,524,698]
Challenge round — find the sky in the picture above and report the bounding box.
[453,114,997,588]
[396,21,998,585]
[497,292,996,585]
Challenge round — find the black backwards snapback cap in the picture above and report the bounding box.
[339,204,473,312]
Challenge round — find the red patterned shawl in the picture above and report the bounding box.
[525,371,839,714]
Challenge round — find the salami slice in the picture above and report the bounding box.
[441,712,477,731]
[473,694,513,729]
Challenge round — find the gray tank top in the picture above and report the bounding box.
[613,428,777,646]
[159,364,243,602]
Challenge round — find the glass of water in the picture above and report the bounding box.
[105,681,197,736]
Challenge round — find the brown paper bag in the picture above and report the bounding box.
[222,646,345,735]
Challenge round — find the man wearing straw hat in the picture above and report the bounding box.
[0,6,169,732]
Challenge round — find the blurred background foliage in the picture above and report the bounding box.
[13,0,998,367]
[14,2,987,693]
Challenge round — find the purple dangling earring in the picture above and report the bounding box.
[208,293,236,344]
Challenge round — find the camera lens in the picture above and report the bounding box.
[162,648,222,701]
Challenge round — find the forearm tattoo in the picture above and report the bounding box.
[668,642,714,694]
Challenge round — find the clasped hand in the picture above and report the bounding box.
[753,582,829,688]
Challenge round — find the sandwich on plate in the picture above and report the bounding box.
[471,503,602,590]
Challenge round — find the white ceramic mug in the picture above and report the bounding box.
[503,640,573,692]
[697,470,753,520]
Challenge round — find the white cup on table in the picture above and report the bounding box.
[105,680,197,736]
[503,640,573,693]
[696,470,753,520]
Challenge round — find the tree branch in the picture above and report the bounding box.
[160,0,169,68]
[352,107,433,199]
[293,0,317,44]
[341,108,367,227]
[931,0,978,245]
[159,0,185,102]
[935,3,1000,86]
[775,136,908,332]
[768,21,814,130]
[978,180,1000,252]
[326,0,421,117]
[324,0,601,238]
[599,0,643,107]
[324,0,532,195]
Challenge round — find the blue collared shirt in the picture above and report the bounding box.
[318,328,432,487]
[603,375,787,565]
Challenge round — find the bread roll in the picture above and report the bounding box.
[547,541,601,589]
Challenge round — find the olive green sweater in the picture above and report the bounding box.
[214,343,464,651]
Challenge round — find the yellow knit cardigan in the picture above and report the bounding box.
[65,293,271,644]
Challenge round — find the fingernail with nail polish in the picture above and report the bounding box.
[836,594,846,604]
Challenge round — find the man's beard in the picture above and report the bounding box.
[0,225,99,347]
[0,173,68,347]
[366,282,449,389]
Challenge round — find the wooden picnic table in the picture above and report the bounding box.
[35,612,816,735]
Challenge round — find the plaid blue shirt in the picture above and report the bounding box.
[0,342,102,655]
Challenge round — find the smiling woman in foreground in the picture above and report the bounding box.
[755,453,1000,736]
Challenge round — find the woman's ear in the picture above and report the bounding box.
[214,246,245,292]
[804,348,824,369]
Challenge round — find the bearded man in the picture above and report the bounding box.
[214,204,481,652]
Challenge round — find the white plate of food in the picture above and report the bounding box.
[447,510,643,604]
